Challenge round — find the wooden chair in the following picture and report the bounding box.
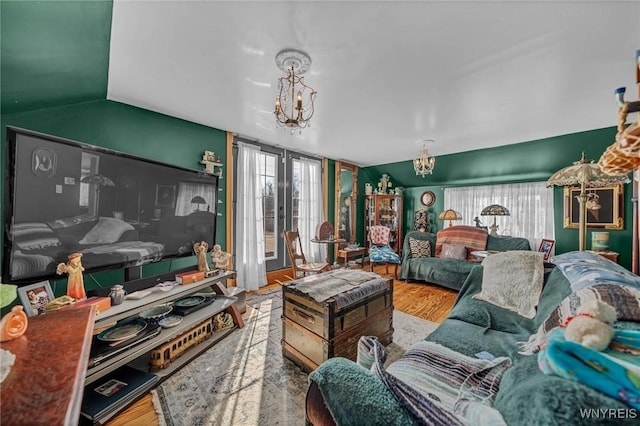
[368,225,401,279]
[284,229,330,278]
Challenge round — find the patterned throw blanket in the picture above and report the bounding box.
[538,328,640,409]
[519,284,640,355]
[288,269,388,308]
[358,336,511,425]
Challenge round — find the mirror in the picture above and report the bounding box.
[335,161,358,244]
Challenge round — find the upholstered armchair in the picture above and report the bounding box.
[368,225,401,278]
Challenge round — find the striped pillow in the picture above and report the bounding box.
[435,226,487,260]
[12,223,61,251]
[409,237,431,258]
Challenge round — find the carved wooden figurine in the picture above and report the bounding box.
[193,241,211,273]
[56,252,86,300]
[211,244,232,270]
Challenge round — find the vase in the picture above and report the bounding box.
[0,305,28,342]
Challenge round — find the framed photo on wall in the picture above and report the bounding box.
[155,185,176,207]
[563,184,624,230]
[18,281,54,317]
[538,239,555,262]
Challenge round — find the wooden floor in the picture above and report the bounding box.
[105,266,458,426]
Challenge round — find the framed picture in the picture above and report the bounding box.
[112,211,124,220]
[32,147,57,178]
[18,281,54,317]
[564,184,624,229]
[538,239,555,261]
[155,185,176,207]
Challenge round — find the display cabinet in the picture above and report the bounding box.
[364,195,403,254]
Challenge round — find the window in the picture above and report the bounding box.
[444,182,554,249]
[257,152,278,259]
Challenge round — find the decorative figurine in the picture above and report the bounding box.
[56,252,86,300]
[0,305,28,342]
[365,183,372,195]
[211,244,232,270]
[193,241,211,273]
[213,312,234,331]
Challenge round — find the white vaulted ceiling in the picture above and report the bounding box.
[107,0,640,166]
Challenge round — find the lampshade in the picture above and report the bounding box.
[547,152,629,251]
[81,174,115,187]
[191,196,206,211]
[481,204,510,236]
[438,209,462,227]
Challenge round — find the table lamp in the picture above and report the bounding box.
[438,209,462,227]
[480,204,510,236]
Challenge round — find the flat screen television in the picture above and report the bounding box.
[2,127,219,286]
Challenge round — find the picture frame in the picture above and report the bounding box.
[563,184,624,229]
[112,211,124,220]
[538,239,555,261]
[155,185,176,207]
[32,147,57,178]
[18,281,54,317]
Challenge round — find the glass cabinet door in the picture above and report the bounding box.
[364,195,403,254]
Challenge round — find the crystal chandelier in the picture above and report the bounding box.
[274,49,317,134]
[413,140,436,177]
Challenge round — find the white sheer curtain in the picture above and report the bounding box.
[235,142,267,290]
[296,157,324,263]
[444,182,554,251]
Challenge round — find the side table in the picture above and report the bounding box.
[588,250,620,263]
[336,247,367,268]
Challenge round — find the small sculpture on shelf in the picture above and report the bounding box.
[56,252,86,300]
[211,244,232,270]
[213,311,234,331]
[377,173,393,194]
[193,241,211,273]
[200,150,223,174]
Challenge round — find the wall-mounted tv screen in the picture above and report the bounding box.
[2,127,219,285]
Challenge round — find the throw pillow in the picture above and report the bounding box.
[409,237,431,258]
[12,223,61,251]
[79,217,135,244]
[473,251,545,319]
[439,243,467,260]
[435,226,487,260]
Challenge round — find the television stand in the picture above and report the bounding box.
[83,269,242,424]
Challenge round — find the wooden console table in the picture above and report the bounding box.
[1,306,95,426]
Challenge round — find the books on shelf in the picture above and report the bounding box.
[81,365,158,424]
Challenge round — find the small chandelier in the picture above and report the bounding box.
[413,140,436,177]
[274,49,317,134]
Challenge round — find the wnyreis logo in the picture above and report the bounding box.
[579,408,637,419]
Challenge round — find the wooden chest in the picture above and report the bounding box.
[281,274,394,372]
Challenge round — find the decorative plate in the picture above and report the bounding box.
[174,295,206,307]
[420,191,436,207]
[158,314,183,328]
[97,319,147,342]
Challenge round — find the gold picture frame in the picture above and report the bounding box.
[563,184,624,229]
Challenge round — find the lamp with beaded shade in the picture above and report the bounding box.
[481,204,510,236]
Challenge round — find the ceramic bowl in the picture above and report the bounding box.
[139,304,173,324]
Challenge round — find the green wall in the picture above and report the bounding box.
[360,127,634,270]
[1,101,228,295]
[1,0,112,115]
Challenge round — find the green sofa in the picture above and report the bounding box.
[306,260,637,425]
[399,230,531,290]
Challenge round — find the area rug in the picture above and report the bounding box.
[153,287,439,426]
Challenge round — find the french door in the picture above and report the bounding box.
[233,138,323,272]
